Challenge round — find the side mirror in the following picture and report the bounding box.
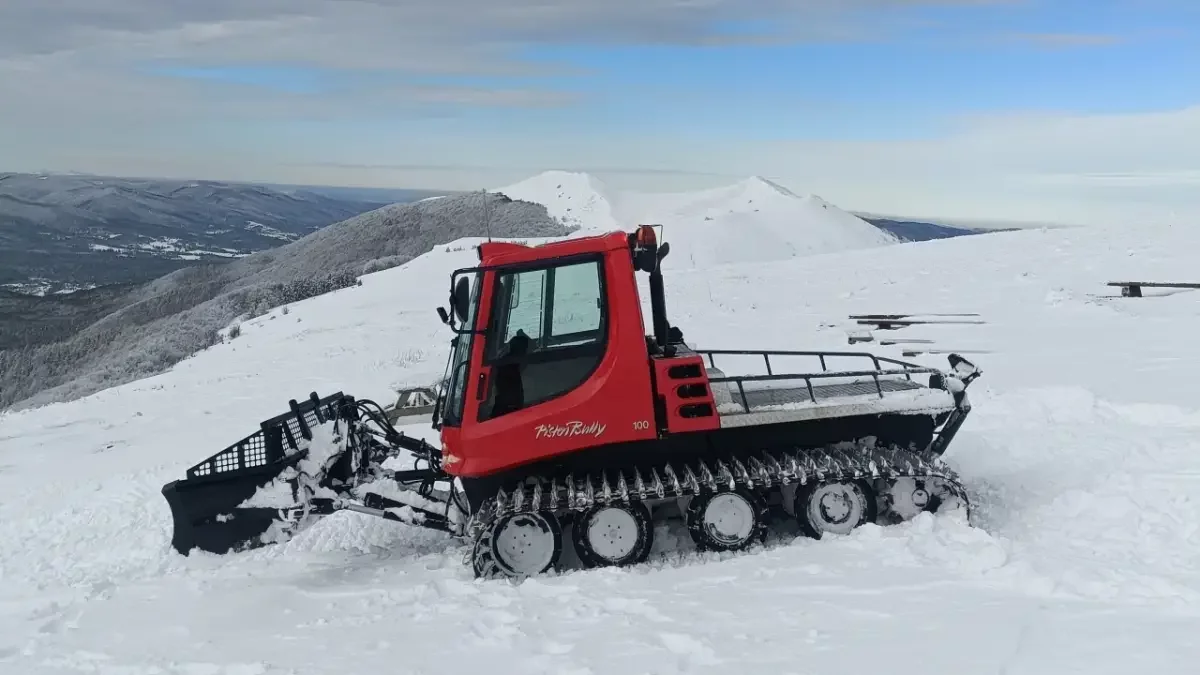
[630,227,660,272]
[632,239,668,272]
[947,353,981,386]
[451,276,471,324]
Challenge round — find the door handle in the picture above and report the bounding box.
[475,370,489,400]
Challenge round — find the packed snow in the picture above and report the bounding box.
[245,221,301,242]
[88,237,247,261]
[0,281,100,296]
[3,213,1200,673]
[495,171,897,269]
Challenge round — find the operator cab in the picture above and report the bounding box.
[433,226,670,424]
[431,226,717,478]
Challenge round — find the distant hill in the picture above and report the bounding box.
[0,169,1004,410]
[858,216,996,242]
[0,172,390,293]
[495,171,899,270]
[0,285,142,351]
[0,191,571,410]
[493,171,1007,266]
[261,184,454,204]
[0,170,987,296]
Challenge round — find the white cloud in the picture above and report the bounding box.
[2,0,1196,226]
[265,105,1200,227]
[0,0,1014,145]
[0,1,1005,65]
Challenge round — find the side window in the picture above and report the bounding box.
[440,273,480,427]
[498,268,547,348]
[481,259,607,420]
[549,262,602,342]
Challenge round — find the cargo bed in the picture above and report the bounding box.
[697,349,957,428]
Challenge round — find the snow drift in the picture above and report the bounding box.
[495,170,898,269]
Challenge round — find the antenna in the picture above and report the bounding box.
[481,188,493,242]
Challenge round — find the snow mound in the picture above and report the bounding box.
[494,170,619,231]
[626,176,898,269]
[494,170,898,269]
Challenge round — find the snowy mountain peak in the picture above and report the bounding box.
[493,169,897,268]
[738,175,799,198]
[500,170,612,197]
[494,170,617,231]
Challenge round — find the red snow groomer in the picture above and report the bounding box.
[162,225,981,578]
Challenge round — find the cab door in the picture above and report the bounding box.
[454,252,657,476]
[478,255,609,422]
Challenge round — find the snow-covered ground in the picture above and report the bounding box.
[245,221,301,243]
[495,171,897,268]
[3,208,1200,672]
[0,281,100,296]
[87,236,247,261]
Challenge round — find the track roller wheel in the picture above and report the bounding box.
[879,476,969,524]
[572,501,653,568]
[475,510,563,579]
[686,489,768,552]
[470,524,501,579]
[795,479,876,539]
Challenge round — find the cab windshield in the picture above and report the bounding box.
[438,272,480,427]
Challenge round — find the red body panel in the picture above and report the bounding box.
[442,232,660,478]
[652,354,721,434]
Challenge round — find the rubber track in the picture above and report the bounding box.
[467,443,971,574]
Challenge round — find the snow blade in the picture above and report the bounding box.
[161,457,303,555]
[162,392,353,555]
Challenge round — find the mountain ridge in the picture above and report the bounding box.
[0,191,571,410]
[0,172,389,293]
[494,170,898,269]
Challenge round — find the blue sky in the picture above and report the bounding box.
[3,0,1199,225]
[143,0,1200,137]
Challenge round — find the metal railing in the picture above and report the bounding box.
[186,391,348,480]
[696,348,927,376]
[694,349,941,413]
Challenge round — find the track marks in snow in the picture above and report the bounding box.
[9,490,1198,675]
[9,387,1197,672]
[469,609,521,646]
[659,633,720,666]
[39,652,294,675]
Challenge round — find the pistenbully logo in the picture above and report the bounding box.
[534,420,606,440]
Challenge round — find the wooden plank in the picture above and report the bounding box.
[1106,281,1200,298]
[1107,282,1200,288]
[385,386,438,423]
[387,407,435,424]
[848,313,981,320]
[902,349,992,357]
[855,318,986,329]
